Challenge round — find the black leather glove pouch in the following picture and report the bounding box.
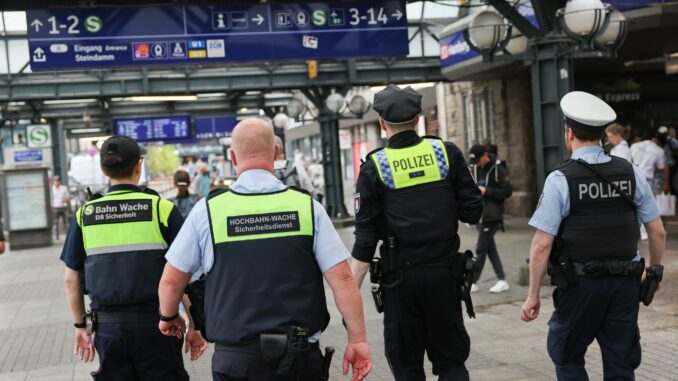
[259,334,288,366]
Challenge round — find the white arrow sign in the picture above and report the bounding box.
[392,9,403,21]
[33,47,46,62]
[31,19,43,32]
[252,14,264,25]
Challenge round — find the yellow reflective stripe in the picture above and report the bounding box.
[86,242,168,256]
[208,189,313,243]
[81,192,166,252]
[76,206,83,228]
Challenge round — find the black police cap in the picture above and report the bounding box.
[100,136,146,168]
[373,84,422,124]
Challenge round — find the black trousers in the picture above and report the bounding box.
[211,347,324,381]
[548,276,641,380]
[383,267,470,381]
[473,221,506,283]
[92,322,189,381]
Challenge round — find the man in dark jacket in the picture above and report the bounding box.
[468,144,513,293]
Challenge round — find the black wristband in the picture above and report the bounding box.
[74,321,87,329]
[159,311,179,322]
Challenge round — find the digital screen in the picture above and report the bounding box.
[113,115,190,141]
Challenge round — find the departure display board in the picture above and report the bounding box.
[114,115,190,141]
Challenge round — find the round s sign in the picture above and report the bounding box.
[27,125,52,148]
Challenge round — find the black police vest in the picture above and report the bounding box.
[558,157,639,262]
[204,188,329,344]
[371,138,459,261]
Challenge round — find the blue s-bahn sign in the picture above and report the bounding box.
[26,1,408,71]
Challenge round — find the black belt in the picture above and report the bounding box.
[398,255,456,269]
[96,311,159,324]
[216,341,319,354]
[574,259,643,277]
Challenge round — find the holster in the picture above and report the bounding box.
[640,265,664,306]
[260,333,288,366]
[548,251,579,289]
[185,280,206,338]
[457,251,477,319]
[276,326,314,378]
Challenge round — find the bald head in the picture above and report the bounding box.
[230,118,277,174]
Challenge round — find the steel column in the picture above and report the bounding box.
[530,44,573,192]
[318,112,348,219]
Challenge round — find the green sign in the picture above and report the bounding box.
[27,124,52,148]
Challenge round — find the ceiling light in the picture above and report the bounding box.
[130,95,198,102]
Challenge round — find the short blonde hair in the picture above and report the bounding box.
[605,123,624,136]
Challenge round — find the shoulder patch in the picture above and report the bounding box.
[353,192,361,214]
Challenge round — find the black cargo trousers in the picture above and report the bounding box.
[382,266,470,381]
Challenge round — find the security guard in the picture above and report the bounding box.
[157,118,372,381]
[520,91,666,380]
[350,84,483,380]
[61,136,205,380]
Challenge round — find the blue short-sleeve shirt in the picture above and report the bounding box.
[529,146,660,236]
[165,169,350,280]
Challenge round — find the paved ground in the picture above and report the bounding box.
[0,217,677,380]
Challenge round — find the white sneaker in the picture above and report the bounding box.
[489,280,509,293]
[470,283,478,293]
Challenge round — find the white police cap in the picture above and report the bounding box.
[560,91,616,132]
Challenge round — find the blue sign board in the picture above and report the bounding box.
[194,116,237,139]
[26,1,408,71]
[114,115,190,141]
[14,149,44,162]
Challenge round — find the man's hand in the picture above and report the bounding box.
[520,296,541,322]
[73,328,95,363]
[159,317,186,339]
[478,186,487,195]
[342,341,372,381]
[0,240,5,255]
[184,329,208,361]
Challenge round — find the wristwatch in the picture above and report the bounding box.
[159,311,179,322]
[74,321,87,329]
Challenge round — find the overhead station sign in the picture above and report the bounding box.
[26,1,408,71]
[114,115,190,141]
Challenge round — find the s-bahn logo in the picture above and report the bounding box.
[27,125,52,148]
[84,205,94,216]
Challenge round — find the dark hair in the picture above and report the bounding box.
[101,155,137,179]
[567,124,602,142]
[174,170,191,199]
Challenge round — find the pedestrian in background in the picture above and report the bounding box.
[521,91,665,380]
[51,175,70,240]
[631,130,668,194]
[658,126,678,195]
[605,123,631,161]
[308,159,325,203]
[0,203,6,255]
[274,135,315,192]
[170,170,198,220]
[158,118,372,380]
[193,164,211,199]
[468,144,512,293]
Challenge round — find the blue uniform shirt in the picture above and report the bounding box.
[529,146,659,236]
[165,169,350,280]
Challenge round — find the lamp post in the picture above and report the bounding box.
[463,0,627,190]
[283,89,370,220]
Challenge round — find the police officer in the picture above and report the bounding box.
[61,136,206,380]
[350,84,483,380]
[520,91,666,380]
[157,118,372,381]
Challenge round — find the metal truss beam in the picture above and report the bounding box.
[0,58,443,102]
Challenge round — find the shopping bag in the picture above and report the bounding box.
[656,193,676,216]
